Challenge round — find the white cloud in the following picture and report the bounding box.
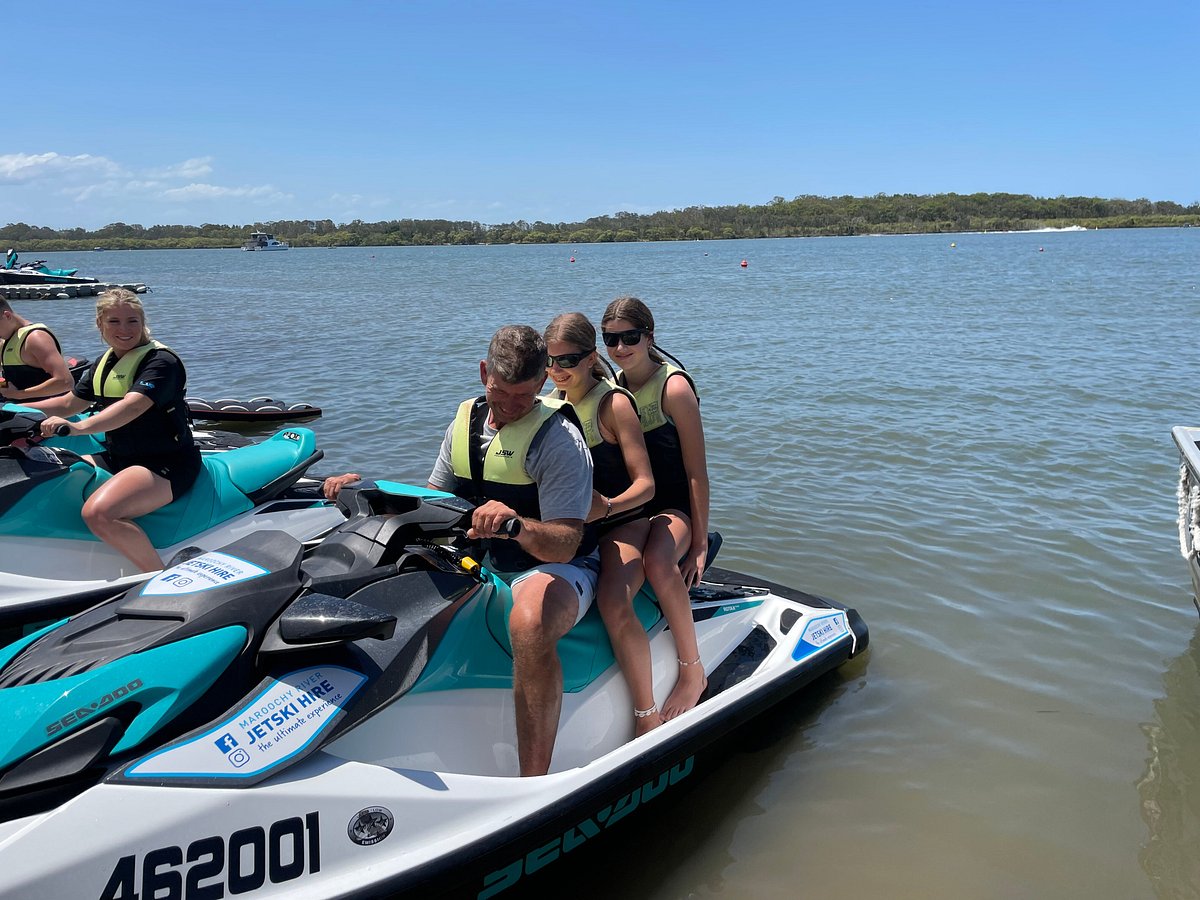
[4,150,310,227]
[149,157,214,179]
[162,183,289,202]
[0,152,122,183]
[69,180,164,202]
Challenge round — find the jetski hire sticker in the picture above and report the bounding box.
[791,612,850,661]
[140,551,269,595]
[121,666,366,783]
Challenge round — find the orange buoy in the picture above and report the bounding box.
[740,259,748,268]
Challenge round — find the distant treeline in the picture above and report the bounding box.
[4,193,1197,251]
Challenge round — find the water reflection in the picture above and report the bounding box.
[1139,621,1200,898]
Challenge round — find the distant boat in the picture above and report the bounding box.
[241,231,290,251]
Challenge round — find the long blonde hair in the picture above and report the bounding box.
[95,288,151,345]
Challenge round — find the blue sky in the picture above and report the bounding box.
[4,0,1196,230]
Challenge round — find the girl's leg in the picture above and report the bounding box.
[596,519,660,736]
[643,512,706,720]
[81,466,174,572]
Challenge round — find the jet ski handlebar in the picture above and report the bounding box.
[0,409,72,444]
[0,408,45,446]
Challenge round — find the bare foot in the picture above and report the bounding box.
[634,710,663,737]
[661,664,707,720]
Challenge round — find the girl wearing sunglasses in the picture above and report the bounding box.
[599,295,709,723]
[544,312,660,734]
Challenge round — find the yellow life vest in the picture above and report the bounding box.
[565,377,637,449]
[451,395,565,488]
[622,363,697,432]
[449,395,575,573]
[92,340,172,399]
[1,323,49,369]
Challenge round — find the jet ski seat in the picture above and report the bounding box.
[412,533,724,695]
[0,428,323,548]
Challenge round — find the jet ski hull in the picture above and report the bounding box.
[0,557,866,899]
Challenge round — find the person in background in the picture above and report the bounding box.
[0,299,74,402]
[600,295,710,721]
[543,312,661,735]
[324,325,596,776]
[27,288,201,572]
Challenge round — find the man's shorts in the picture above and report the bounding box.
[509,552,599,625]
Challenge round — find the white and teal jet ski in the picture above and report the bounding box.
[0,483,868,898]
[0,407,345,630]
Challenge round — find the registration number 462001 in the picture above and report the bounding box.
[100,812,320,900]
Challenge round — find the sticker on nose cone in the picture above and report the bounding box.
[792,612,849,660]
[141,551,268,595]
[121,665,367,783]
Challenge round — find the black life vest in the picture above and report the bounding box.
[89,342,194,458]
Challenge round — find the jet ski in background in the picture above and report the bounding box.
[0,250,99,286]
[0,407,346,632]
[0,483,868,899]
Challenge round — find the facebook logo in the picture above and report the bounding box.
[214,733,239,754]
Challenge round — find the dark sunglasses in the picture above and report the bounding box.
[601,328,647,348]
[546,349,594,369]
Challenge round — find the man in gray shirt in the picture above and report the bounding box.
[430,325,595,776]
[328,325,595,775]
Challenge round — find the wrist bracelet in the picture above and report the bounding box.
[604,496,612,519]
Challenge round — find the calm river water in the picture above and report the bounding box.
[28,228,1200,898]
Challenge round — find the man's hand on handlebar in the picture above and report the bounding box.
[468,500,521,540]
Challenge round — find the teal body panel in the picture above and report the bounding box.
[44,430,107,455]
[0,460,103,539]
[376,480,454,499]
[0,625,247,767]
[2,403,107,455]
[412,571,663,695]
[0,428,318,546]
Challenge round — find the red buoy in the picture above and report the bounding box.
[569,257,576,263]
[740,259,748,268]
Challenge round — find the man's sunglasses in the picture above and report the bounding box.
[601,328,647,348]
[546,349,594,369]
